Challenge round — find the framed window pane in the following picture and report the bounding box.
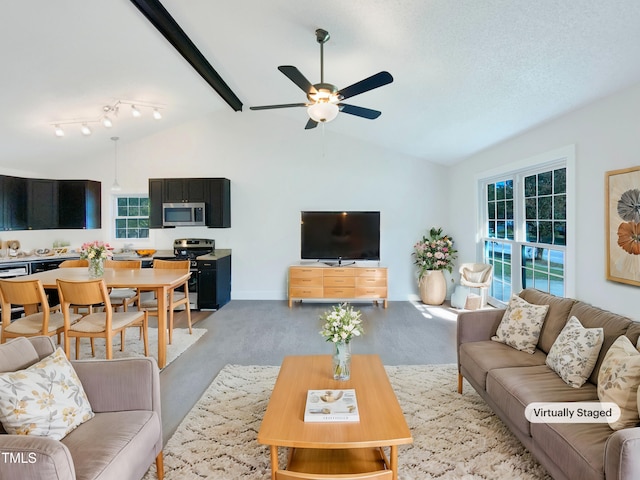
[114,195,150,240]
[554,169,566,194]
[538,172,553,195]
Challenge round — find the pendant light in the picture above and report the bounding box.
[111,136,121,192]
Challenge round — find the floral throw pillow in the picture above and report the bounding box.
[546,316,604,388]
[491,295,549,354]
[597,335,640,430]
[0,348,94,440]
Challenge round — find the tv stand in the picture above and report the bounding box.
[322,260,356,267]
[288,264,388,308]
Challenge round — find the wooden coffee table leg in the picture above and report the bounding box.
[390,445,398,480]
[270,445,278,480]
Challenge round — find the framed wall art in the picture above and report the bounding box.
[606,166,640,286]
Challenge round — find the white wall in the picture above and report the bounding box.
[447,82,640,320]
[3,111,449,301]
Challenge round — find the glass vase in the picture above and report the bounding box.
[332,342,351,381]
[88,257,105,278]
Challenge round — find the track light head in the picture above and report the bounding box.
[131,105,141,118]
[54,125,64,137]
[102,116,113,128]
[153,108,162,120]
[81,124,92,136]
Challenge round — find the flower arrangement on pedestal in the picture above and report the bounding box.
[79,241,113,278]
[319,303,364,380]
[412,227,457,305]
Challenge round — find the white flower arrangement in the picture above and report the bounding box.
[319,303,364,344]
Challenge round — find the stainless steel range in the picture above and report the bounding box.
[172,238,215,310]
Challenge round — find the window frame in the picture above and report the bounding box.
[476,146,576,305]
[112,194,150,241]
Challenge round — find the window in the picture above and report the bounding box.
[114,196,149,239]
[479,149,573,304]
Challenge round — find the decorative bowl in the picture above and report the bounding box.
[135,249,157,257]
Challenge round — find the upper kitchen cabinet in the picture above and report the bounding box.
[58,180,101,229]
[0,175,100,231]
[164,178,207,203]
[148,179,164,228]
[207,178,230,228]
[149,178,231,228]
[0,175,27,230]
[27,178,58,230]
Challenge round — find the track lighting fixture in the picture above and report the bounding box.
[51,99,164,138]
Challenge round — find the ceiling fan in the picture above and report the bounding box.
[250,28,393,130]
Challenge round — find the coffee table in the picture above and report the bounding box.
[258,354,412,480]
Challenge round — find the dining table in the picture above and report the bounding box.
[13,266,190,368]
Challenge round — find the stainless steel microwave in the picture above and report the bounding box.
[162,202,206,227]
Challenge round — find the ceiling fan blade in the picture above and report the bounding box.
[305,118,318,130]
[250,103,308,111]
[278,66,317,94]
[339,104,382,120]
[338,71,393,100]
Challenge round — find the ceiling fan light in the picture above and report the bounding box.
[307,102,339,123]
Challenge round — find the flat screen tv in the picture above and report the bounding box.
[301,211,380,262]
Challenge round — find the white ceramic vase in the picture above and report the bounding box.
[419,270,447,305]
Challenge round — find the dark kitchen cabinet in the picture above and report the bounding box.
[164,178,207,203]
[197,253,231,310]
[58,180,101,229]
[207,178,231,228]
[149,177,231,228]
[28,179,58,230]
[0,175,100,231]
[1,175,27,230]
[148,179,164,228]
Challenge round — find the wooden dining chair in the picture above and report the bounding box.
[138,259,192,345]
[57,278,149,360]
[58,259,89,268]
[104,259,142,312]
[275,470,392,479]
[0,279,81,344]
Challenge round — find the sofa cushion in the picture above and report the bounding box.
[0,348,94,440]
[0,337,39,373]
[61,410,160,480]
[459,341,547,391]
[546,316,604,388]
[519,288,576,354]
[569,301,633,385]
[486,365,598,437]
[597,335,640,430]
[530,421,610,480]
[492,295,549,354]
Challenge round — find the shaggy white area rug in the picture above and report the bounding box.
[143,363,551,479]
[69,327,206,368]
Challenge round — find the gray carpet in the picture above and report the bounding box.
[159,300,459,442]
[144,363,551,480]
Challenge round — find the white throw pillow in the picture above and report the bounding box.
[546,316,604,388]
[491,295,549,354]
[0,348,94,440]
[598,335,640,430]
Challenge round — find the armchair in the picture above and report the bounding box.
[0,336,163,480]
[458,263,493,308]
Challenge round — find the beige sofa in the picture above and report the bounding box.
[0,336,163,480]
[457,289,640,480]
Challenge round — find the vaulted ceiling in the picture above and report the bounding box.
[4,0,640,171]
